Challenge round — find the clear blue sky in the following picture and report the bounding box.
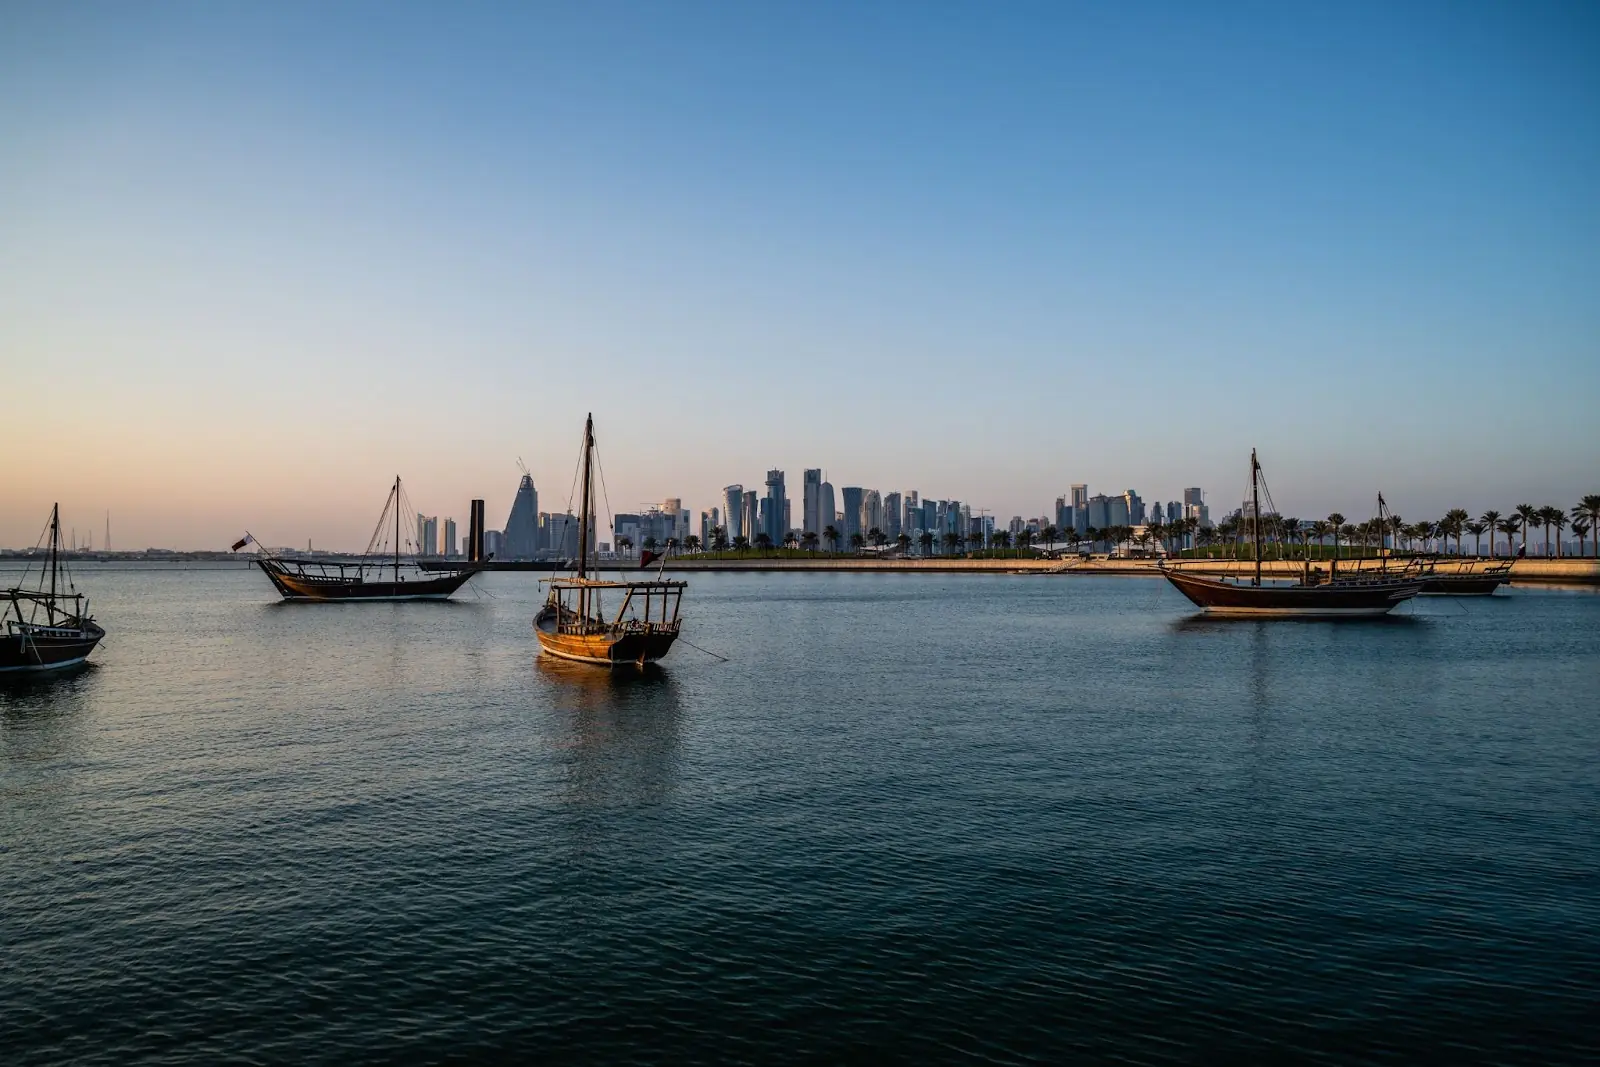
[2,1,1595,548]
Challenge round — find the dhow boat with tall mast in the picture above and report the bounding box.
[534,414,686,666]
[248,477,477,601]
[1160,450,1424,617]
[2,504,105,673]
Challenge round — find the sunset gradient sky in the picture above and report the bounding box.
[3,2,1596,549]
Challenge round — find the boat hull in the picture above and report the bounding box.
[257,561,474,601]
[1162,569,1421,617]
[534,609,679,667]
[1419,575,1510,596]
[0,623,104,673]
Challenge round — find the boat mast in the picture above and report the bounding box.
[578,413,593,582]
[394,475,401,586]
[1251,450,1262,587]
[48,503,60,623]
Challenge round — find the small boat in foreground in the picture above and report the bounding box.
[534,415,686,666]
[247,477,477,602]
[2,504,105,673]
[1161,451,1423,617]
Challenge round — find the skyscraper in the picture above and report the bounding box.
[724,485,744,541]
[802,469,823,536]
[841,487,864,544]
[1071,484,1089,534]
[442,517,457,559]
[741,491,758,543]
[863,489,883,535]
[1124,490,1144,526]
[1087,494,1111,530]
[884,492,902,539]
[503,474,540,559]
[820,482,836,539]
[764,469,786,545]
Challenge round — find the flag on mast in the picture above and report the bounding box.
[231,534,253,552]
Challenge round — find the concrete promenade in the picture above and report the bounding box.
[661,556,1600,585]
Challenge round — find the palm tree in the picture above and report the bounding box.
[1464,521,1487,556]
[1539,506,1565,558]
[802,531,819,554]
[867,527,886,551]
[643,536,659,554]
[684,535,701,554]
[1581,496,1600,558]
[755,532,773,554]
[1064,528,1082,555]
[992,530,1011,555]
[1496,517,1519,557]
[823,525,840,554]
[1479,510,1501,556]
[941,530,960,555]
[849,532,865,554]
[615,534,634,557]
[1444,508,1470,555]
[733,534,750,554]
[1017,529,1034,557]
[784,530,800,551]
[712,526,728,552]
[918,530,935,556]
[1041,524,1058,555]
[1513,504,1537,554]
[1573,518,1592,559]
[1526,510,1546,557]
[895,532,911,556]
[1327,513,1344,558]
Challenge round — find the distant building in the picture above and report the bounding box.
[841,487,864,544]
[1071,485,1089,534]
[1087,494,1111,531]
[863,489,883,535]
[544,512,580,558]
[415,515,438,557]
[764,470,786,545]
[884,492,902,539]
[723,485,744,541]
[1109,495,1130,528]
[503,474,540,559]
[1183,487,1204,506]
[741,491,758,544]
[803,469,823,536]
[821,482,836,538]
[442,517,457,559]
[613,513,641,555]
[1124,490,1144,526]
[482,529,504,559]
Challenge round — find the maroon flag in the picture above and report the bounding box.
[231,534,253,552]
[640,549,660,569]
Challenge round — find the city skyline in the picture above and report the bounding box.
[4,4,1596,549]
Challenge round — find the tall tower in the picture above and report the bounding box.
[723,485,744,540]
[765,469,786,544]
[503,474,539,559]
[803,469,823,536]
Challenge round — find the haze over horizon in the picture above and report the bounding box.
[4,2,1596,551]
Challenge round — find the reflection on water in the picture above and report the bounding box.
[536,657,683,809]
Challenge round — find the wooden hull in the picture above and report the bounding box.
[534,608,679,667]
[1163,569,1421,616]
[0,622,104,673]
[257,561,474,601]
[1419,574,1510,596]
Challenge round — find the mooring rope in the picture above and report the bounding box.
[678,636,729,662]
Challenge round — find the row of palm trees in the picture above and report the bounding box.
[616,495,1600,560]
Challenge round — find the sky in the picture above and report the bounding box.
[2,1,1596,550]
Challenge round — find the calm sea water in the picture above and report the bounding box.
[2,564,1596,1063]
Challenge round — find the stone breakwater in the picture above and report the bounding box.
[661,556,1600,584]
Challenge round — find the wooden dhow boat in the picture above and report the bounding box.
[534,415,686,667]
[247,477,477,602]
[1418,558,1512,596]
[2,504,105,673]
[1160,451,1424,617]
